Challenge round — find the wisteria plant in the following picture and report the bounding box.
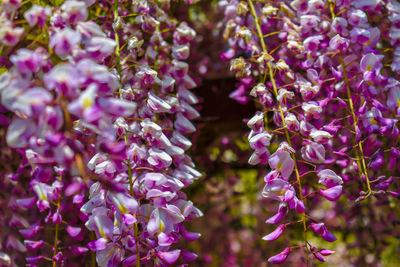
[0,0,399,266]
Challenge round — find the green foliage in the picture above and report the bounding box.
[0,68,7,75]
[241,214,257,227]
[235,135,250,151]
[234,170,258,199]
[50,0,65,6]
[381,237,400,267]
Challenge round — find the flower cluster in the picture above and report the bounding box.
[1,0,400,266]
[219,0,400,264]
[0,0,202,266]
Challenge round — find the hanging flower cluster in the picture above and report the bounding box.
[1,0,400,266]
[219,0,400,264]
[0,0,202,266]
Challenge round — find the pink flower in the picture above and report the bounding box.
[267,248,290,264]
[158,249,181,265]
[268,150,294,180]
[318,169,343,188]
[319,185,343,201]
[262,224,286,241]
[24,4,51,27]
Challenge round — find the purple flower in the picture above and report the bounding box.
[12,87,53,117]
[26,256,45,264]
[61,0,88,25]
[173,22,196,44]
[24,240,44,251]
[66,226,82,238]
[96,243,124,266]
[16,197,37,209]
[229,84,248,104]
[84,37,116,60]
[98,98,137,117]
[49,28,81,59]
[268,150,294,180]
[320,249,335,256]
[387,87,400,111]
[174,113,196,134]
[304,35,324,54]
[315,252,326,262]
[87,213,114,239]
[329,34,349,51]
[267,247,290,264]
[317,169,343,188]
[107,192,138,215]
[68,83,97,117]
[147,206,185,236]
[158,249,181,265]
[147,92,172,113]
[181,226,201,242]
[6,118,36,148]
[10,49,45,74]
[302,101,322,119]
[24,4,51,27]
[182,250,198,262]
[300,15,320,30]
[262,178,292,201]
[262,224,286,241]
[360,53,383,73]
[0,25,24,46]
[249,132,272,150]
[348,9,368,26]
[19,224,40,239]
[331,17,349,35]
[44,64,81,96]
[247,112,264,131]
[310,129,332,144]
[265,203,288,224]
[88,238,108,252]
[319,185,343,201]
[310,223,337,242]
[147,148,173,169]
[301,140,325,164]
[350,27,371,44]
[248,148,270,165]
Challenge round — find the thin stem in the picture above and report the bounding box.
[247,0,309,264]
[299,170,317,179]
[339,53,372,198]
[329,0,371,199]
[302,191,316,199]
[52,176,62,267]
[113,0,122,89]
[61,97,72,130]
[114,2,140,264]
[263,31,280,38]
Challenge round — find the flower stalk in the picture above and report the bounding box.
[248,0,309,264]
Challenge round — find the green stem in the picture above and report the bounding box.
[329,0,371,198]
[339,53,372,197]
[114,2,140,264]
[113,0,122,88]
[247,0,309,264]
[52,175,62,267]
